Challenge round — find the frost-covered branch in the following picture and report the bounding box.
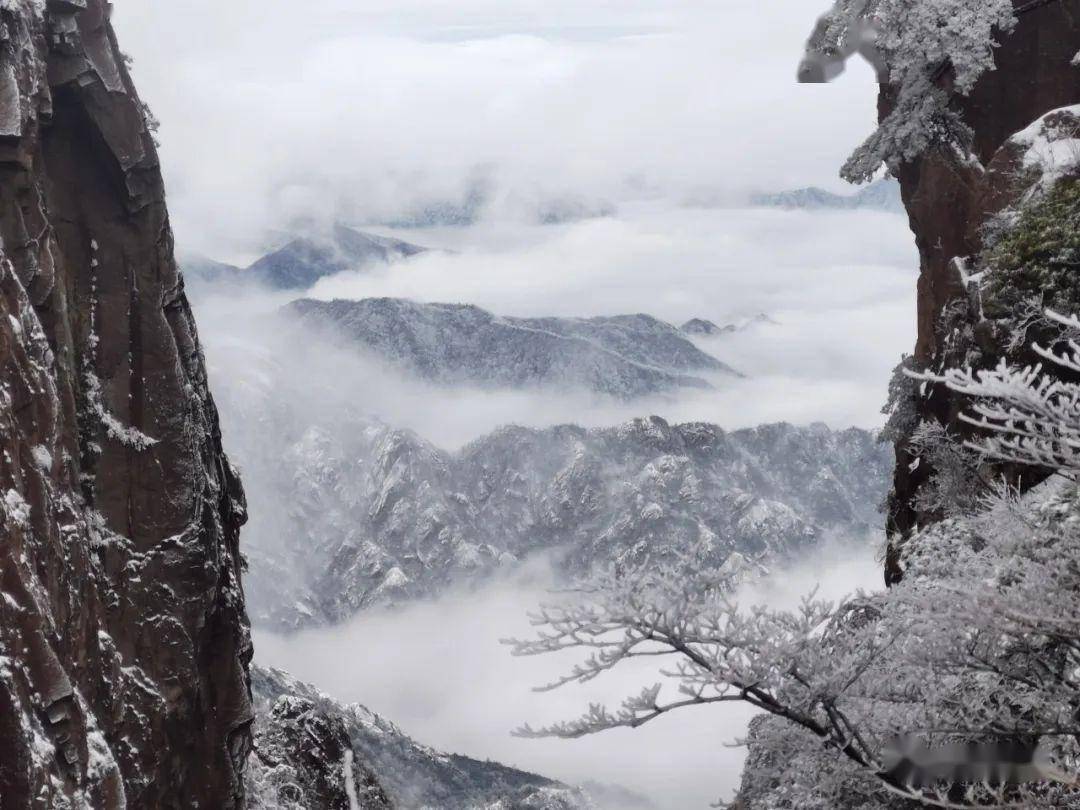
[914,314,1080,473]
[511,334,1080,806]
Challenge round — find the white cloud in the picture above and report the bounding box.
[112,0,880,258]
[196,205,915,448]
[196,205,915,447]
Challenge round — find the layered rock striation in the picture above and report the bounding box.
[0,2,251,807]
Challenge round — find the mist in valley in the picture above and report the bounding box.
[188,203,910,807]
[110,1,917,807]
[255,539,884,809]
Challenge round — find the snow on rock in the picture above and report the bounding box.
[237,404,891,629]
[4,488,31,527]
[1003,105,1080,198]
[249,666,602,810]
[0,2,252,806]
[0,63,22,137]
[284,297,740,400]
[30,445,52,472]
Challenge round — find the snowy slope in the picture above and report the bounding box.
[249,666,599,810]
[235,407,890,630]
[285,297,740,399]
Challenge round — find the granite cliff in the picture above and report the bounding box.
[883,0,1080,582]
[0,2,251,807]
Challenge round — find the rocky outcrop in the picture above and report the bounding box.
[249,667,595,810]
[247,681,395,810]
[0,1,251,807]
[885,0,1080,581]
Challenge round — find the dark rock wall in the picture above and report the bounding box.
[0,2,252,807]
[885,0,1080,580]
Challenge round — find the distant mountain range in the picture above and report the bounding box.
[751,179,904,213]
[249,666,603,810]
[228,398,890,629]
[181,223,427,291]
[201,297,889,631]
[382,176,616,228]
[286,297,741,399]
[681,313,778,337]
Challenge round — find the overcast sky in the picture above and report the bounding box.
[112,0,880,258]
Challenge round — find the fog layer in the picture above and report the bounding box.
[112,1,880,260]
[256,540,883,809]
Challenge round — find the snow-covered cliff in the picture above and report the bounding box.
[0,2,251,806]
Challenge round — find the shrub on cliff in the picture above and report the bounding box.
[984,180,1080,323]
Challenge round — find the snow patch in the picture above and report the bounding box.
[31,445,52,472]
[1007,104,1080,194]
[83,370,159,451]
[4,489,30,528]
[342,749,361,810]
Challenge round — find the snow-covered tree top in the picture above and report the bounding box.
[805,0,1019,182]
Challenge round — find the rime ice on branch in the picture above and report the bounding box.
[508,314,1080,807]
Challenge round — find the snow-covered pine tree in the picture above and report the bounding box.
[799,0,1078,183]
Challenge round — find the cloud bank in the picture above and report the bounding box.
[195,204,916,447]
[255,539,884,809]
[113,0,880,259]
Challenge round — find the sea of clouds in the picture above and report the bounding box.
[114,0,881,261]
[255,538,884,809]
[113,2,913,806]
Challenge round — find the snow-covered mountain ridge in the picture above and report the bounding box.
[248,666,600,810]
[182,223,428,291]
[751,179,903,212]
[240,411,891,630]
[284,297,740,399]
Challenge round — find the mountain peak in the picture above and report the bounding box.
[751,178,904,212]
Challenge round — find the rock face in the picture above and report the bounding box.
[0,2,251,807]
[249,667,595,810]
[286,298,740,399]
[247,674,395,810]
[233,406,890,629]
[884,0,1080,580]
